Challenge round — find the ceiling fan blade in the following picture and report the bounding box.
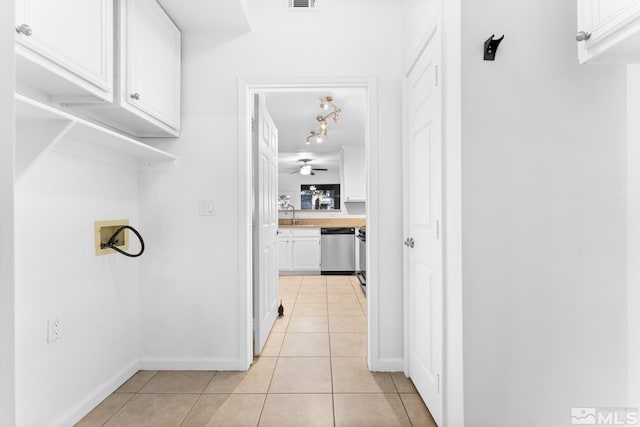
[311,171,316,176]
[289,170,300,174]
[313,168,328,171]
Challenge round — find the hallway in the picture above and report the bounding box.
[75,275,435,426]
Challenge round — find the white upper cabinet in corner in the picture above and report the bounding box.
[341,146,366,203]
[66,0,181,137]
[15,0,114,102]
[119,0,181,135]
[577,0,640,63]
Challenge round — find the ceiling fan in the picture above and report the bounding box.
[290,159,328,176]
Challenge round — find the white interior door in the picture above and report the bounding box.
[404,28,443,426]
[253,94,279,355]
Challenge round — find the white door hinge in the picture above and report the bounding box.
[434,65,439,87]
[437,373,441,393]
[436,219,440,240]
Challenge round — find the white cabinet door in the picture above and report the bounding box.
[577,0,640,63]
[342,146,366,202]
[120,0,181,133]
[278,236,292,271]
[15,0,113,100]
[292,238,321,271]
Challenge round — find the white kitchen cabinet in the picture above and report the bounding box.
[77,0,181,137]
[120,0,181,134]
[15,0,114,102]
[341,146,366,202]
[292,238,321,270]
[278,228,321,273]
[577,0,640,63]
[278,235,292,271]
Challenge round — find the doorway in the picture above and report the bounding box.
[237,76,379,370]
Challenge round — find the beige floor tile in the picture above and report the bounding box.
[296,293,327,304]
[328,302,364,316]
[333,394,411,427]
[331,357,396,393]
[329,316,366,333]
[279,298,296,313]
[327,293,359,304]
[115,371,157,393]
[75,393,134,427]
[139,371,214,394]
[400,394,438,426]
[271,315,290,333]
[301,276,326,284]
[298,284,328,294]
[279,276,303,285]
[390,372,418,393]
[326,282,354,293]
[330,333,366,357]
[269,357,332,393]
[103,394,198,427]
[261,332,285,356]
[258,394,334,427]
[204,357,276,394]
[287,316,329,332]
[293,303,328,316]
[181,394,266,427]
[281,332,330,357]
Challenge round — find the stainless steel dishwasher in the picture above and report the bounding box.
[320,227,355,274]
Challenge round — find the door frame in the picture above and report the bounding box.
[237,76,379,370]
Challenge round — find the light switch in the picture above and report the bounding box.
[199,199,216,216]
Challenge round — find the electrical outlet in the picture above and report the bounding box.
[47,316,62,342]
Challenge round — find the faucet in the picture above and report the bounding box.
[283,203,298,225]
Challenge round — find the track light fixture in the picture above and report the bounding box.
[305,96,341,144]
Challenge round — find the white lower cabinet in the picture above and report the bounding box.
[278,228,321,273]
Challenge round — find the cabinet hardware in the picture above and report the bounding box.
[576,31,591,42]
[15,24,32,36]
[130,93,140,100]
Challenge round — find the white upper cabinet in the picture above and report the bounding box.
[577,0,640,63]
[15,0,114,101]
[119,0,181,134]
[341,146,366,202]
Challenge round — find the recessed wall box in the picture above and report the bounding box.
[95,219,129,256]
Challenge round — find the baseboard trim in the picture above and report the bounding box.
[51,359,139,427]
[139,357,244,371]
[374,357,404,372]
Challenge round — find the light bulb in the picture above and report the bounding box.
[300,165,312,175]
[316,135,323,143]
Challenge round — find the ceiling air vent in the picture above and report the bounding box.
[290,0,315,8]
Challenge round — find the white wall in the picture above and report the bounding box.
[461,1,627,426]
[628,65,640,409]
[139,0,405,368]
[15,149,141,426]
[0,1,15,425]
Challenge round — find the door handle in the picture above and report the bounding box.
[403,237,414,248]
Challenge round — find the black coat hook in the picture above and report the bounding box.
[484,34,504,61]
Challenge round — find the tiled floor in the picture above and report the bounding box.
[76,275,437,427]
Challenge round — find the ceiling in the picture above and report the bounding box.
[265,89,366,174]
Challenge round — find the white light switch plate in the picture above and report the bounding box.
[199,199,216,216]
